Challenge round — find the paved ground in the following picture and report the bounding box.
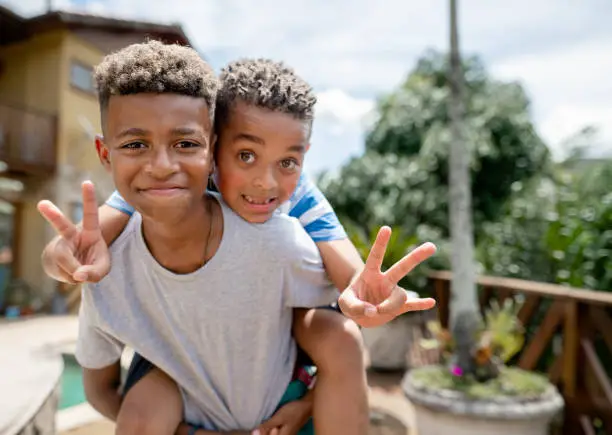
[59,370,415,435]
[1,316,77,435]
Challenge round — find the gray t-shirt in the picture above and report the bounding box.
[75,195,337,431]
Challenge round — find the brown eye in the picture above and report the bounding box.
[280,159,298,170]
[122,141,146,150]
[176,141,199,149]
[239,151,255,164]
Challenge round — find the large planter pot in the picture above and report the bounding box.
[402,369,564,435]
[363,312,425,370]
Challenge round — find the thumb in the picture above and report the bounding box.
[73,263,109,283]
[375,285,408,316]
[338,288,376,318]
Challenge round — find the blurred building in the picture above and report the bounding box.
[0,4,192,313]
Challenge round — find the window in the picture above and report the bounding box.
[70,61,95,93]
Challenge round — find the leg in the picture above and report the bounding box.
[293,307,368,435]
[115,360,182,435]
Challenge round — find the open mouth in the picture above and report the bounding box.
[242,195,277,206]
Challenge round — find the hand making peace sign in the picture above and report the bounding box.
[37,181,110,284]
[338,226,437,328]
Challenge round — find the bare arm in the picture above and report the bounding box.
[316,238,364,291]
[98,204,132,245]
[82,363,122,421]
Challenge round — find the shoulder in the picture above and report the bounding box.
[107,212,141,254]
[286,173,347,242]
[263,213,321,263]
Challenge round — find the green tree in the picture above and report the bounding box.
[478,158,612,291]
[321,50,550,240]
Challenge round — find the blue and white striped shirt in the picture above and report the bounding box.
[105,172,347,243]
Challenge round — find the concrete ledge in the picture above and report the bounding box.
[0,316,79,435]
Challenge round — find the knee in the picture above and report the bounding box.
[316,315,365,373]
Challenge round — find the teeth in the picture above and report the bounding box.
[244,195,275,205]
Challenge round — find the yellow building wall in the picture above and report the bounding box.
[0,30,113,303]
[0,31,65,299]
[0,30,64,114]
[57,32,104,172]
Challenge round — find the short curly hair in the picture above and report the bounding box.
[215,58,316,134]
[94,40,218,121]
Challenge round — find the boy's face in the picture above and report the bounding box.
[97,93,214,222]
[215,101,310,223]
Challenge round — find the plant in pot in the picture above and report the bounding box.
[347,223,439,371]
[402,298,564,435]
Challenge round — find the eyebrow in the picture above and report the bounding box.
[288,145,306,153]
[116,127,149,139]
[233,133,265,145]
[233,133,305,153]
[115,126,202,139]
[170,127,201,137]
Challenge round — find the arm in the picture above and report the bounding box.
[316,239,364,292]
[98,204,132,246]
[288,174,436,326]
[288,173,362,290]
[76,282,126,418]
[82,363,122,421]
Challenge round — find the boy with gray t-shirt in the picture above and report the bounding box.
[77,193,336,430]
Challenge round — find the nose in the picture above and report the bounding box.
[145,148,177,179]
[253,166,278,191]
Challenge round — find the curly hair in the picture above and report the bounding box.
[215,58,316,133]
[94,40,218,120]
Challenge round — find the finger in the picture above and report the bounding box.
[257,413,284,431]
[50,266,79,285]
[376,287,436,316]
[73,263,109,283]
[81,181,100,232]
[384,242,437,284]
[375,286,407,316]
[37,200,78,240]
[338,289,376,318]
[399,297,436,314]
[56,249,83,277]
[364,226,391,272]
[270,429,279,435]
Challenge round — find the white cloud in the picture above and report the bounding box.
[491,36,612,157]
[4,0,612,171]
[316,89,374,125]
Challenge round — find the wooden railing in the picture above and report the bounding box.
[429,271,612,435]
[0,102,57,175]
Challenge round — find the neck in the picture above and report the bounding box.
[140,196,217,273]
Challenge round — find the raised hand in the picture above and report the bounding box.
[37,181,110,283]
[338,226,437,328]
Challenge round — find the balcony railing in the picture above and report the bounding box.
[0,102,57,175]
[429,271,612,435]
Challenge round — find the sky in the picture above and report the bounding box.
[4,0,612,176]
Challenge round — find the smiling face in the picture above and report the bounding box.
[96,93,214,223]
[214,101,311,223]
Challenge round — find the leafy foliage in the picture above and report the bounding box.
[321,50,550,243]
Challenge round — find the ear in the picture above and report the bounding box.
[210,133,217,158]
[95,135,112,172]
[304,143,311,153]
